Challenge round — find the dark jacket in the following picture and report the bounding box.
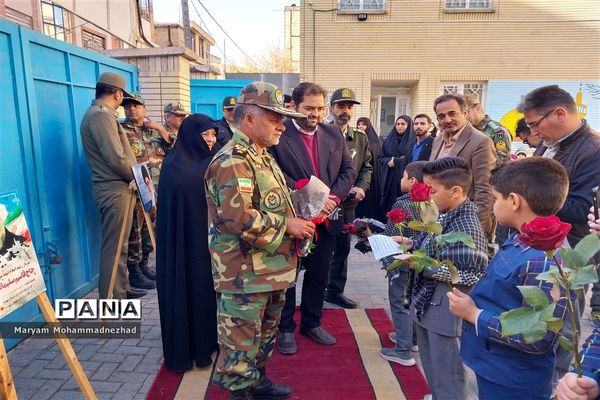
[534,121,600,245]
[339,126,372,222]
[269,119,356,234]
[215,117,234,146]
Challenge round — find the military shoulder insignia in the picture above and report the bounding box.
[495,140,507,151]
[237,178,253,193]
[232,144,248,157]
[264,190,282,210]
[130,144,141,156]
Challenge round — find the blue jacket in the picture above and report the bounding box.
[460,235,568,388]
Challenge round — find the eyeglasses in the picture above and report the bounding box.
[526,108,556,129]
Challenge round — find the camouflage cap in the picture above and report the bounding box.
[464,94,480,108]
[237,82,306,119]
[330,88,361,105]
[164,102,189,115]
[222,96,237,109]
[122,93,145,106]
[97,72,131,97]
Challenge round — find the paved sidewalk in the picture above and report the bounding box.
[6,245,596,399]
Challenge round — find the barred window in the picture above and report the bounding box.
[446,0,492,9]
[338,0,385,13]
[441,83,487,105]
[82,30,106,53]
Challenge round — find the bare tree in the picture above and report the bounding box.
[226,43,296,73]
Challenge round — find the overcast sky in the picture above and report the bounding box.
[153,0,295,66]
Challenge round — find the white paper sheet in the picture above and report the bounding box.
[367,235,403,261]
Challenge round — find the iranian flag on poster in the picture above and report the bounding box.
[0,192,46,319]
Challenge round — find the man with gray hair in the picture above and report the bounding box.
[205,82,315,400]
[519,84,600,379]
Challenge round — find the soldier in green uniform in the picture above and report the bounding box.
[80,72,145,299]
[326,88,372,309]
[465,94,512,166]
[121,93,172,290]
[205,82,315,400]
[163,102,189,144]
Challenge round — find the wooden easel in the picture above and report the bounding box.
[0,292,97,399]
[106,184,156,300]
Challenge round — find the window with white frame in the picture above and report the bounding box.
[338,0,386,13]
[41,1,72,42]
[445,0,492,10]
[441,82,487,105]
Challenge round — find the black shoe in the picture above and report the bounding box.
[325,292,358,309]
[128,264,156,289]
[299,326,336,346]
[139,257,156,281]
[126,287,148,299]
[250,375,292,399]
[229,388,253,400]
[276,332,297,355]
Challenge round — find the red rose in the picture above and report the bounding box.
[409,183,432,202]
[295,178,310,190]
[387,209,411,224]
[519,215,572,252]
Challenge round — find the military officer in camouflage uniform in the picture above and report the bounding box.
[121,93,171,290]
[465,94,512,166]
[326,88,372,309]
[162,102,189,144]
[80,72,144,299]
[205,82,315,400]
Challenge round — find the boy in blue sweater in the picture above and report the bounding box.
[448,157,570,399]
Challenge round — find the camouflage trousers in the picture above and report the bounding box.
[213,290,286,391]
[126,200,154,266]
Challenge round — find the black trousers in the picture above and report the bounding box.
[279,225,336,332]
[327,204,355,295]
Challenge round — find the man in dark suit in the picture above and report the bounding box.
[430,94,497,239]
[411,113,435,162]
[270,82,356,354]
[215,96,236,146]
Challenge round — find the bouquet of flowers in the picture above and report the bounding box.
[291,176,330,256]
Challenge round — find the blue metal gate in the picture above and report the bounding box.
[0,19,138,350]
[190,79,252,119]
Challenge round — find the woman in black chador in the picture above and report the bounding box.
[379,115,415,216]
[354,117,383,220]
[156,113,220,372]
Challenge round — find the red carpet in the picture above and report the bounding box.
[146,308,429,400]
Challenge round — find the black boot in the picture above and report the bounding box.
[250,369,292,400]
[138,255,156,281]
[229,388,253,400]
[126,287,148,299]
[128,264,156,289]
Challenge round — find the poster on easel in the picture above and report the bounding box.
[0,192,96,399]
[132,163,156,212]
[0,193,46,319]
